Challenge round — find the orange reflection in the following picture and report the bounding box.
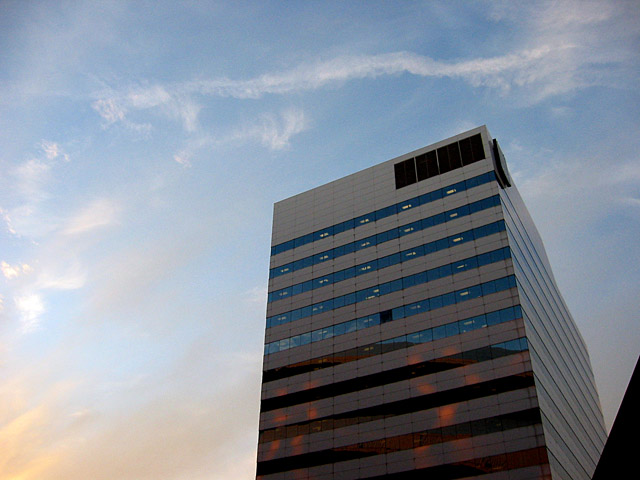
[262,439,282,461]
[465,373,481,385]
[439,404,457,421]
[414,445,435,469]
[304,379,320,390]
[440,345,458,357]
[290,435,305,455]
[407,352,427,365]
[416,382,436,395]
[273,414,288,425]
[307,407,318,420]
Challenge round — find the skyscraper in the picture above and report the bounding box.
[257,126,606,480]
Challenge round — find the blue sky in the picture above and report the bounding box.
[0,1,638,478]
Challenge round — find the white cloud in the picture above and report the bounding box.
[92,97,127,125]
[15,294,45,333]
[173,153,191,168]
[171,107,307,165]
[3,140,73,239]
[254,108,307,150]
[128,85,172,109]
[1,261,21,280]
[62,198,120,236]
[13,158,52,199]
[105,48,569,107]
[90,1,637,145]
[36,264,86,291]
[40,141,69,162]
[167,97,202,133]
[95,19,634,135]
[1,261,32,280]
[41,141,59,160]
[0,208,17,235]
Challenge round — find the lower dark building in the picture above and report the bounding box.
[592,355,638,479]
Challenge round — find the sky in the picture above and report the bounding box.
[0,1,638,478]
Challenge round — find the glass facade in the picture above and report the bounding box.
[257,126,606,480]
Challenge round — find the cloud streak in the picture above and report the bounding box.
[172,107,307,166]
[94,48,564,130]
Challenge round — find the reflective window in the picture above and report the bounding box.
[270,193,501,279]
[266,248,511,327]
[271,169,494,257]
[265,295,520,360]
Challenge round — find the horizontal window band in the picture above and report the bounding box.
[270,192,501,279]
[265,274,517,354]
[258,404,538,475]
[269,220,506,303]
[271,171,496,258]
[261,337,528,414]
[258,408,540,475]
[258,446,549,480]
[259,372,534,447]
[263,305,522,381]
[266,248,512,329]
[353,446,549,480]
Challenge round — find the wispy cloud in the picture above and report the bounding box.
[41,141,69,162]
[92,97,127,125]
[181,48,567,99]
[1,152,119,332]
[94,2,637,132]
[61,198,120,236]
[1,141,72,238]
[0,341,261,480]
[172,107,307,166]
[14,294,45,333]
[94,48,566,129]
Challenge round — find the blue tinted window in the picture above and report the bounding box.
[441,292,456,307]
[389,278,403,293]
[412,272,427,286]
[333,323,346,336]
[446,322,460,336]
[344,292,356,306]
[407,332,421,344]
[392,306,405,320]
[270,172,496,258]
[430,296,443,310]
[433,325,446,340]
[466,284,483,299]
[344,320,357,334]
[482,281,497,296]
[420,329,433,343]
[311,329,322,342]
[266,303,521,355]
[459,317,476,333]
[398,199,415,211]
[486,311,501,326]
[356,213,373,225]
[493,276,513,292]
[403,275,416,289]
